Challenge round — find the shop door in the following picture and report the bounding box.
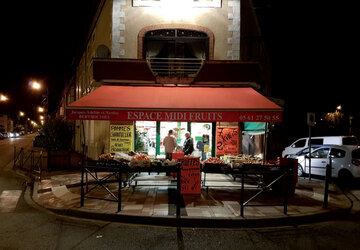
[191,123,212,161]
[159,122,188,157]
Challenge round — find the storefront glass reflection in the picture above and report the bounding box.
[135,121,156,156]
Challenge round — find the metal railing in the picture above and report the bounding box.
[147,57,204,77]
[14,146,43,181]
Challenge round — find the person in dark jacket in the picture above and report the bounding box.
[183,132,194,155]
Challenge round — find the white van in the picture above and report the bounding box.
[282,136,358,158]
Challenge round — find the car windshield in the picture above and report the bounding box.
[352,149,360,159]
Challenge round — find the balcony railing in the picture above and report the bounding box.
[147,58,204,77]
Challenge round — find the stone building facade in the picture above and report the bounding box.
[60,0,272,159]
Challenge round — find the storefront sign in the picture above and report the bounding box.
[216,127,239,155]
[109,124,134,153]
[179,157,201,194]
[67,109,282,122]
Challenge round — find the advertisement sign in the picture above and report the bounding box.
[179,157,201,194]
[216,127,239,155]
[67,109,282,122]
[109,124,134,153]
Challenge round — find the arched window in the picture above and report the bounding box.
[143,29,209,60]
[142,28,210,77]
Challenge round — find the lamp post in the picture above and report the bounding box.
[17,111,27,134]
[29,81,49,123]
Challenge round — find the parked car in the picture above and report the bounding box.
[286,145,324,159]
[295,145,360,182]
[282,136,359,157]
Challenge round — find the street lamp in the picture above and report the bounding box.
[1,94,9,102]
[29,81,49,123]
[29,81,41,90]
[336,105,342,111]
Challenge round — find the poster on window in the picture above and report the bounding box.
[110,125,134,153]
[216,127,239,155]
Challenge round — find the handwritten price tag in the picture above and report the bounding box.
[180,158,201,194]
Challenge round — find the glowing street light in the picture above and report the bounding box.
[38,107,44,113]
[336,105,342,111]
[29,81,41,90]
[19,111,25,117]
[39,115,44,120]
[0,94,9,102]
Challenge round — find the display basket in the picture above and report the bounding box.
[203,163,229,172]
[130,160,151,168]
[150,161,162,167]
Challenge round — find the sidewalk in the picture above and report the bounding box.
[21,168,357,228]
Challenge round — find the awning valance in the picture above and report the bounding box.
[66,86,282,122]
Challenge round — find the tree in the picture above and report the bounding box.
[40,118,74,151]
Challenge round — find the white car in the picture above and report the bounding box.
[282,136,358,158]
[296,145,360,182]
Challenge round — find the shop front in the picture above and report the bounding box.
[66,85,282,159]
[67,84,298,215]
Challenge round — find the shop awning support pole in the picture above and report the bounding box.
[240,170,245,217]
[211,122,216,157]
[264,122,268,163]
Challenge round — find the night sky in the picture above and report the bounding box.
[0,1,357,142]
[0,1,96,122]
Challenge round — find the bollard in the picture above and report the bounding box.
[323,156,332,208]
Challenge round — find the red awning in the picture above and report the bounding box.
[66,86,282,122]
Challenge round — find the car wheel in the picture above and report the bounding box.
[298,164,304,177]
[338,169,354,189]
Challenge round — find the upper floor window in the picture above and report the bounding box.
[133,0,221,8]
[143,29,209,77]
[143,29,209,60]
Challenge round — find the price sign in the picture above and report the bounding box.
[216,127,239,155]
[180,157,201,194]
[109,124,134,153]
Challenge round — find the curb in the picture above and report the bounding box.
[42,205,351,228]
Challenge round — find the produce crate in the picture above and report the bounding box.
[203,163,229,172]
[130,160,151,168]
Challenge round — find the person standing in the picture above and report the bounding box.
[163,130,177,160]
[183,131,194,156]
[196,139,206,161]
